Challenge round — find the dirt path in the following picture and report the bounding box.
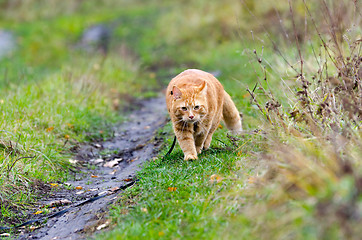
[17,96,167,240]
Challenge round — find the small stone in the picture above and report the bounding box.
[103,158,123,168]
[93,143,102,148]
[98,191,109,196]
[69,159,79,164]
[96,221,110,231]
[94,158,104,164]
[48,199,72,207]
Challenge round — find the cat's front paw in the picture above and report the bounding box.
[203,143,210,151]
[184,154,198,161]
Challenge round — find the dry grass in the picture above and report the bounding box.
[222,1,362,239]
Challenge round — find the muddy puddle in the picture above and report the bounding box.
[16,96,167,240]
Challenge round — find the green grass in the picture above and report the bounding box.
[1,0,361,239]
[96,0,361,239]
[0,56,143,222]
[0,0,162,224]
[100,124,260,239]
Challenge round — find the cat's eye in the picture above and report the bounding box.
[194,105,200,110]
[181,107,188,111]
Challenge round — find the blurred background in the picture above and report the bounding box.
[0,0,358,87]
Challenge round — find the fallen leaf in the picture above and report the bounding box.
[50,183,59,187]
[66,123,74,129]
[46,126,54,132]
[218,124,223,129]
[109,169,117,175]
[64,134,70,139]
[75,186,83,190]
[141,207,148,213]
[167,187,177,192]
[91,175,98,178]
[128,157,138,163]
[242,92,250,98]
[144,126,150,129]
[209,174,223,183]
[248,177,256,184]
[0,233,10,237]
[34,210,43,215]
[111,186,120,192]
[158,231,165,237]
[123,178,133,182]
[30,225,40,230]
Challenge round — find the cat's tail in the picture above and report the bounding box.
[222,91,243,134]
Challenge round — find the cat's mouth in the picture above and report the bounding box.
[184,118,198,123]
[179,116,203,123]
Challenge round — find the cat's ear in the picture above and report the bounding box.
[197,80,207,94]
[172,85,182,100]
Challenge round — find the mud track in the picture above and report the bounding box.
[17,96,167,240]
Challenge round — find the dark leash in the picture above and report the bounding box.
[163,136,177,158]
[0,180,137,232]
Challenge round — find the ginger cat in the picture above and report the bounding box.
[166,69,242,160]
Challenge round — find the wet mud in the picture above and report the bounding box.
[17,96,167,240]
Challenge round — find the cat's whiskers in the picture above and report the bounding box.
[175,118,184,124]
[181,120,188,132]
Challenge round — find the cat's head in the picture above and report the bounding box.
[170,81,207,123]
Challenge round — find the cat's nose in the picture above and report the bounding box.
[189,115,194,119]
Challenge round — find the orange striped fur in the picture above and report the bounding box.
[166,69,242,160]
